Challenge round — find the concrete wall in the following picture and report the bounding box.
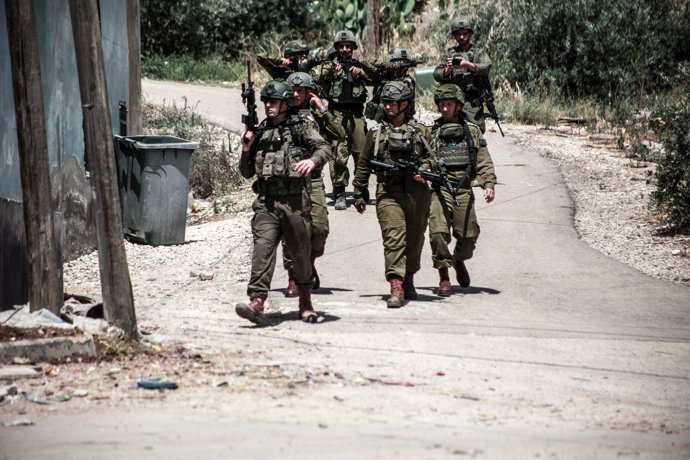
[0,0,129,310]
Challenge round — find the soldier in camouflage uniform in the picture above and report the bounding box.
[257,39,311,81]
[313,30,378,210]
[366,47,417,124]
[429,84,496,296]
[235,80,331,325]
[279,72,344,297]
[352,82,436,308]
[433,18,491,133]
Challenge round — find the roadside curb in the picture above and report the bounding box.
[0,335,96,364]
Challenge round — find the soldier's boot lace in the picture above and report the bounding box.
[235,297,266,325]
[402,272,418,300]
[284,268,299,297]
[298,287,317,323]
[454,259,471,288]
[438,267,452,297]
[387,277,404,308]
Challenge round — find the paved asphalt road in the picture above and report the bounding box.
[2,80,688,459]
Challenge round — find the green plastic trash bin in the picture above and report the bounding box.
[115,135,199,245]
[414,66,437,95]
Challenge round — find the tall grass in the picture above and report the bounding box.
[142,54,245,83]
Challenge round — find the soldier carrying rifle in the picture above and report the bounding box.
[433,18,494,134]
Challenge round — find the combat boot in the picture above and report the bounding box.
[402,272,418,300]
[284,268,299,297]
[235,297,265,325]
[454,259,470,288]
[387,277,404,308]
[298,287,317,323]
[334,186,347,210]
[438,267,451,297]
[310,256,320,290]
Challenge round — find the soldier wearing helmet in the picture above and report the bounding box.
[313,29,378,211]
[257,39,312,80]
[352,81,437,308]
[433,17,492,133]
[274,72,345,298]
[366,47,418,124]
[236,80,332,325]
[428,84,496,296]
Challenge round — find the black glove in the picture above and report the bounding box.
[353,187,367,213]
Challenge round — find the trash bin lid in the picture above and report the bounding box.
[119,135,200,150]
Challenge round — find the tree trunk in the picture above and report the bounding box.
[127,0,142,135]
[69,0,138,339]
[367,0,380,57]
[5,0,63,314]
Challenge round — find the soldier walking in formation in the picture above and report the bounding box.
[313,30,378,210]
[428,84,496,295]
[235,80,331,325]
[366,47,418,124]
[279,71,344,297]
[433,18,491,133]
[352,82,436,308]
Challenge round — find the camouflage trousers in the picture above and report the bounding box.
[428,187,480,268]
[283,177,329,268]
[375,181,431,280]
[246,189,312,300]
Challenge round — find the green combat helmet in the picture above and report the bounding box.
[433,84,464,104]
[284,39,310,58]
[380,81,414,103]
[387,47,411,62]
[333,29,358,49]
[286,72,316,90]
[451,18,473,33]
[260,80,293,103]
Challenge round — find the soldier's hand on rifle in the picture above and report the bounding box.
[484,187,495,203]
[443,56,455,77]
[332,63,343,74]
[242,130,254,151]
[280,57,292,68]
[412,172,427,185]
[349,66,363,76]
[293,159,316,177]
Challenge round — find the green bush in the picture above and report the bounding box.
[651,96,690,233]
[472,0,688,102]
[141,0,329,60]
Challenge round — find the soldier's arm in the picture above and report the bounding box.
[256,54,285,79]
[433,53,452,82]
[472,48,491,77]
[418,125,438,172]
[239,131,257,179]
[316,110,346,144]
[299,122,331,169]
[358,60,379,84]
[470,125,496,189]
[353,130,375,192]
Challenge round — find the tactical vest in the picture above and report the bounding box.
[449,46,483,98]
[435,122,475,168]
[253,120,308,179]
[330,70,368,104]
[373,121,422,167]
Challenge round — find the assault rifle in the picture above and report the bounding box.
[370,157,460,205]
[472,80,505,137]
[338,57,363,83]
[241,60,257,133]
[375,59,421,72]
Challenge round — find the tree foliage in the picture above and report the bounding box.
[652,95,690,233]
[471,0,689,101]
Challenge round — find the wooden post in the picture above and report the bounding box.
[69,0,138,339]
[367,0,380,58]
[126,0,142,135]
[5,0,63,314]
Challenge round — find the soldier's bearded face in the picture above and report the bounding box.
[439,100,461,121]
[336,42,353,59]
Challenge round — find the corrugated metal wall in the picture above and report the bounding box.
[0,0,129,310]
